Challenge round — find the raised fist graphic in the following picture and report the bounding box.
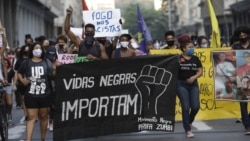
[135,65,172,116]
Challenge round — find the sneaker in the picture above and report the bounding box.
[7,114,12,122]
[8,122,15,127]
[20,116,26,124]
[245,127,250,135]
[236,119,241,123]
[186,131,194,138]
[16,105,22,109]
[49,123,53,131]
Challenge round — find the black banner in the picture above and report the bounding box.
[54,55,179,140]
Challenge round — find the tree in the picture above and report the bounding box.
[122,4,168,41]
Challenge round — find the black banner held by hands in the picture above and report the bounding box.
[54,55,179,140]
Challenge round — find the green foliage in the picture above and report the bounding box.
[122,4,168,41]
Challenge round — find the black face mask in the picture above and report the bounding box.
[43,45,49,49]
[166,40,175,46]
[240,38,248,44]
[85,32,95,36]
[72,51,78,54]
[23,51,29,56]
[85,35,95,46]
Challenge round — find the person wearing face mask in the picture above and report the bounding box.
[111,34,136,58]
[64,6,108,60]
[96,37,114,59]
[164,30,178,49]
[130,37,145,56]
[197,36,210,48]
[17,42,55,141]
[14,45,30,125]
[231,25,250,135]
[24,34,33,46]
[45,46,61,132]
[177,35,203,138]
[43,39,50,51]
[232,26,250,50]
[55,35,68,54]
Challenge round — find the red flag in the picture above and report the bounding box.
[82,0,88,10]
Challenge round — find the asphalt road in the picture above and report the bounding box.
[6,107,250,141]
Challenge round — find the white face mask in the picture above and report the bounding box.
[120,41,129,48]
[131,42,139,48]
[201,44,208,48]
[33,49,42,57]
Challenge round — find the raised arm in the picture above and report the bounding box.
[64,6,81,47]
[0,27,8,85]
[0,26,6,55]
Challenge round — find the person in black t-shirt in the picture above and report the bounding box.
[231,25,250,135]
[64,6,108,60]
[177,35,203,138]
[14,45,30,124]
[17,42,54,141]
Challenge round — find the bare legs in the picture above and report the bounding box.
[26,108,49,141]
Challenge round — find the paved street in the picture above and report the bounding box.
[6,106,250,141]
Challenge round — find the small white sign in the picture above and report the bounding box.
[83,9,122,37]
[57,54,78,64]
[70,27,83,39]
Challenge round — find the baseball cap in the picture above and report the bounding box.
[46,46,57,60]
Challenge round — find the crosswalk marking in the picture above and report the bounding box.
[8,125,26,139]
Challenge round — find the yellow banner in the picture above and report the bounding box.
[150,48,250,120]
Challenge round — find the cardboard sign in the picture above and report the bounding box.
[83,9,122,37]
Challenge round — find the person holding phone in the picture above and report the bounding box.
[55,35,68,54]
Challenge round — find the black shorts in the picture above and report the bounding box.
[24,95,51,108]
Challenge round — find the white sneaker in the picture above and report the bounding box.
[47,121,50,129]
[20,116,26,124]
[186,131,194,138]
[49,123,53,131]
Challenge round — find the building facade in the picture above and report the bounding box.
[0,0,83,47]
[230,0,250,30]
[0,0,59,47]
[55,0,83,35]
[161,0,250,44]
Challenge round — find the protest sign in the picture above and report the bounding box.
[150,48,250,120]
[70,27,83,39]
[83,9,122,37]
[57,54,78,64]
[212,50,250,102]
[54,55,179,140]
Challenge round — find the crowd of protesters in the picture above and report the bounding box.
[0,6,250,141]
